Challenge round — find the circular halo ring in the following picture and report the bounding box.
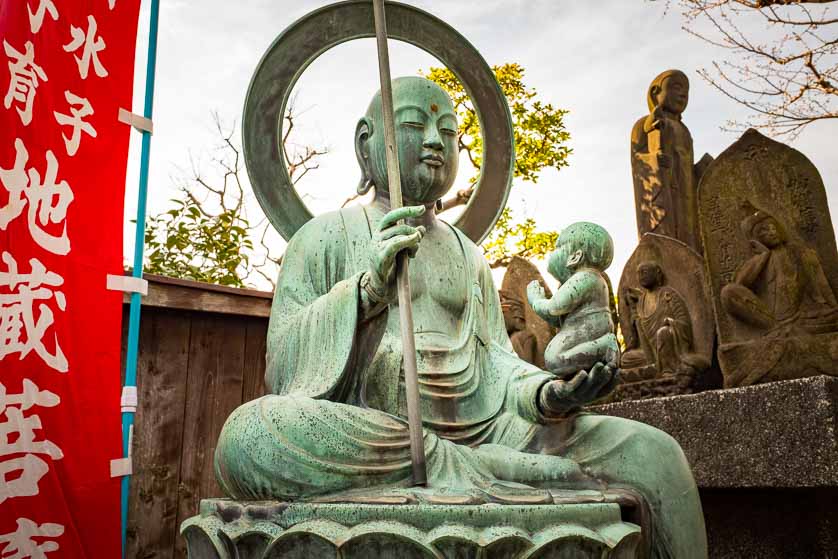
[243,0,514,244]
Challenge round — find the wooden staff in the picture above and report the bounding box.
[372,0,427,486]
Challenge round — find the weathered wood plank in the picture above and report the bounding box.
[241,316,268,403]
[122,274,273,318]
[174,313,248,557]
[125,307,191,559]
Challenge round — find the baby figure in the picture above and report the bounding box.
[526,222,620,377]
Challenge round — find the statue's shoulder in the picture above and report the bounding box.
[286,209,358,252]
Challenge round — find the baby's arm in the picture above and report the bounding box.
[528,272,591,321]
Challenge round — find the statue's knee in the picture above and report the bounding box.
[633,422,688,467]
[720,283,741,313]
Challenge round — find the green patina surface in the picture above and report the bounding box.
[184,75,708,558]
[527,222,620,381]
[182,499,641,559]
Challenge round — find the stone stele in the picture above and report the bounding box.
[617,233,715,400]
[500,255,556,369]
[630,69,713,253]
[698,128,838,387]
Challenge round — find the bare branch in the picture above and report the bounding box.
[669,0,838,136]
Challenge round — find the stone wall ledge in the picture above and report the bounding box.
[591,375,838,489]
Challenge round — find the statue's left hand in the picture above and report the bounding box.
[526,280,545,305]
[538,363,618,418]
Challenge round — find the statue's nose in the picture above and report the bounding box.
[423,129,443,151]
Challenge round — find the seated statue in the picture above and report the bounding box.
[621,244,709,378]
[213,77,707,558]
[722,205,838,335]
[526,223,619,377]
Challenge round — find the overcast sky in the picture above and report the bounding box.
[125,0,838,291]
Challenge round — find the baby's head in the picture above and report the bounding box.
[547,222,614,283]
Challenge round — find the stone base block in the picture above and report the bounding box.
[181,499,641,558]
[592,375,838,558]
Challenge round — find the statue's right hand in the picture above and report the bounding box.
[366,205,427,303]
[749,239,769,255]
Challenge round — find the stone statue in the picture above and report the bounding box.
[630,69,712,252]
[699,128,838,387]
[206,77,707,557]
[617,234,715,399]
[721,203,838,334]
[499,256,556,369]
[526,223,620,377]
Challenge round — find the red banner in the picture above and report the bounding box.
[0,1,140,557]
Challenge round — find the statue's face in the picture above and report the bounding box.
[547,244,574,283]
[361,78,459,204]
[637,261,661,289]
[754,218,784,248]
[658,74,689,114]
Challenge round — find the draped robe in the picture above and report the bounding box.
[213,205,708,559]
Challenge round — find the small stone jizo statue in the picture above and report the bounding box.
[526,222,620,378]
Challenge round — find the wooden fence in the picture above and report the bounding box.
[122,275,271,558]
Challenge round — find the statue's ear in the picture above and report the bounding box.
[355,117,373,194]
[566,249,584,269]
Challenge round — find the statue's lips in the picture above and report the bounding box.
[421,154,444,167]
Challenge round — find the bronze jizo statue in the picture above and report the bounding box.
[630,69,712,253]
[210,76,707,557]
[527,223,620,377]
[618,235,713,399]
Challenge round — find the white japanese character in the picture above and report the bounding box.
[3,41,48,127]
[0,378,63,505]
[0,411,63,504]
[63,15,108,80]
[0,455,49,504]
[109,0,117,9]
[0,408,63,461]
[0,252,67,373]
[0,379,60,416]
[53,91,96,157]
[0,139,74,255]
[27,0,58,34]
[0,518,63,559]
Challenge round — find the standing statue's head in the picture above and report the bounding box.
[741,205,786,248]
[647,69,689,116]
[547,222,614,283]
[355,76,459,205]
